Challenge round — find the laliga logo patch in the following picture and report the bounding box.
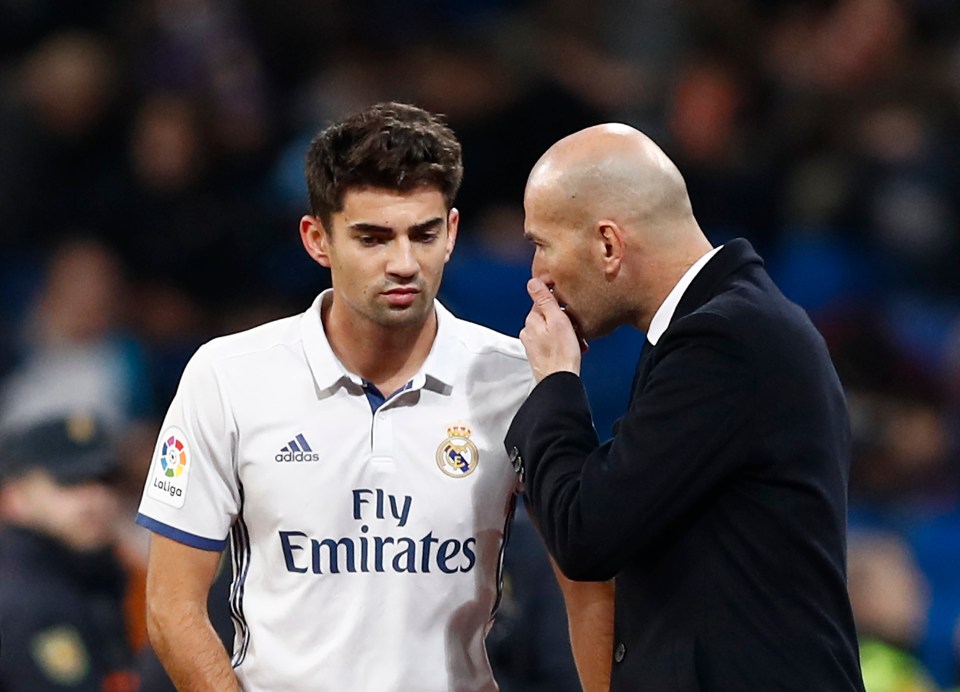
[160,435,187,477]
[147,427,190,508]
[436,423,479,478]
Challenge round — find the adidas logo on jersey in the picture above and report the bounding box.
[276,433,320,462]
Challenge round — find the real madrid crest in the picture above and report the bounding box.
[436,423,480,478]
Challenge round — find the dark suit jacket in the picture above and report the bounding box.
[505,239,865,691]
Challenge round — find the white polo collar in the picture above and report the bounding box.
[646,245,722,345]
[300,289,459,395]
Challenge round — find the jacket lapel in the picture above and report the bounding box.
[627,238,762,406]
[672,237,763,324]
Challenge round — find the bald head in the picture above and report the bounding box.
[526,123,696,242]
[523,124,713,333]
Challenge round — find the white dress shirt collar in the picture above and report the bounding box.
[646,245,722,345]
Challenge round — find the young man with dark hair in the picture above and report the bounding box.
[136,103,608,691]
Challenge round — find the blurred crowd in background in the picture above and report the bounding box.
[1,0,960,689]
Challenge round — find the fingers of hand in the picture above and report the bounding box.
[525,306,543,331]
[528,279,575,339]
[527,278,562,314]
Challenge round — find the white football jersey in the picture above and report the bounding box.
[136,291,533,691]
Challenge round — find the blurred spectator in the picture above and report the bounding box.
[848,391,953,518]
[126,0,273,160]
[0,413,136,691]
[851,97,960,298]
[0,238,152,431]
[105,93,221,292]
[397,34,607,217]
[0,0,123,59]
[665,57,781,252]
[0,30,124,253]
[761,0,909,99]
[848,530,939,692]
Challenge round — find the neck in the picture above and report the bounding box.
[322,295,437,395]
[631,234,714,333]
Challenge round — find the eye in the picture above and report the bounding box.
[358,235,386,247]
[414,231,440,244]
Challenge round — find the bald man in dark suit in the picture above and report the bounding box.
[506,124,866,692]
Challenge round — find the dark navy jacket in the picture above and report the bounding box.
[0,526,133,691]
[506,239,865,691]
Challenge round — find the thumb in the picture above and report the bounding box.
[527,278,562,315]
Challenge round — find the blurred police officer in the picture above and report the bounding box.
[0,412,137,692]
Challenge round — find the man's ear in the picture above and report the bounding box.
[596,220,624,277]
[300,215,332,268]
[444,207,460,263]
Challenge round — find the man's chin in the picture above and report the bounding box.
[374,301,432,327]
[574,317,620,342]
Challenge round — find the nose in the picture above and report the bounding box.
[531,251,550,285]
[386,237,419,278]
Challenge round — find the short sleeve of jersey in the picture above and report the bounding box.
[136,344,238,551]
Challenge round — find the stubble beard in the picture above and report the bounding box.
[367,291,433,331]
[576,284,623,340]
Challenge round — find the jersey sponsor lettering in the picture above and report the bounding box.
[279,488,477,575]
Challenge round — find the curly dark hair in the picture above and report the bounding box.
[304,102,464,230]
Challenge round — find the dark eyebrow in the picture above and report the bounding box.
[349,222,393,234]
[349,217,445,234]
[409,217,444,233]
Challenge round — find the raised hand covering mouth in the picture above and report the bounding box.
[550,286,589,354]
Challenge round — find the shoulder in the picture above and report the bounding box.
[441,307,529,368]
[668,270,825,369]
[435,305,534,397]
[453,319,526,358]
[177,313,303,380]
[169,313,304,398]
[199,312,303,363]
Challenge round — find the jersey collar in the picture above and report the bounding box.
[417,300,459,391]
[300,289,458,395]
